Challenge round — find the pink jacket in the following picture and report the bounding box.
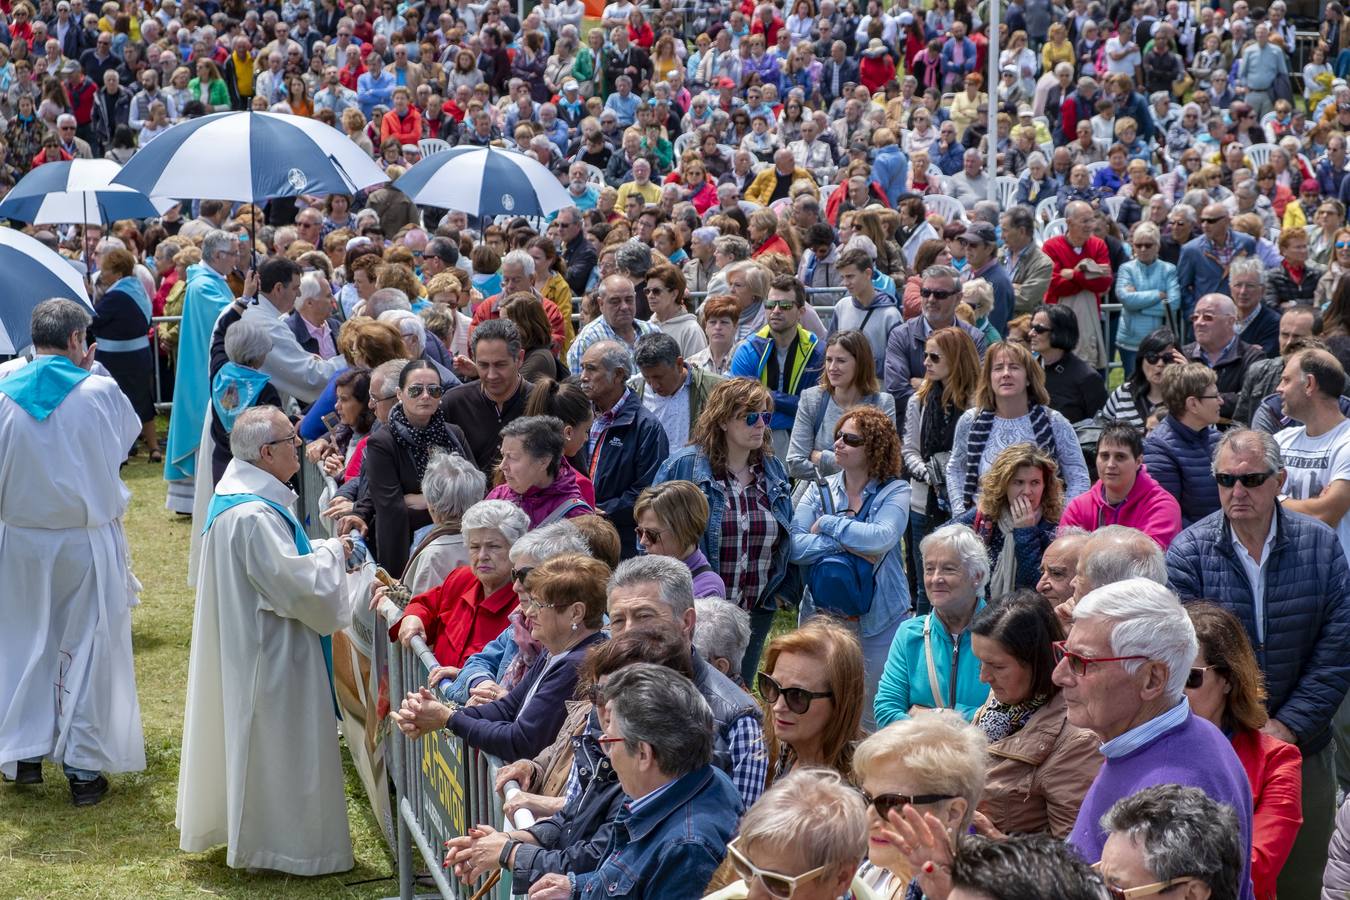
[486,462,593,529]
[1059,466,1182,549]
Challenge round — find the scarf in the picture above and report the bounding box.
[918,390,958,517]
[388,402,456,482]
[986,509,1020,600]
[502,607,543,690]
[975,693,1050,743]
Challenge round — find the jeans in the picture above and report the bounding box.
[21,755,99,782]
[907,512,935,615]
[740,606,778,687]
[1117,348,1137,380]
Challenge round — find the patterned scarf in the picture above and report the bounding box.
[388,402,457,482]
[502,608,543,690]
[975,694,1050,744]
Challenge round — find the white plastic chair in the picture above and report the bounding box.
[1103,195,1126,220]
[995,175,1020,210]
[418,138,450,158]
[923,193,967,224]
[1034,195,1058,224]
[1039,217,1068,242]
[1244,143,1276,169]
[584,163,605,186]
[819,182,838,205]
[1086,160,1111,178]
[673,131,698,157]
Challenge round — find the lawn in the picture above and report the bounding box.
[0,456,395,899]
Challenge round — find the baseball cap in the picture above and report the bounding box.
[562,79,579,92]
[958,222,997,246]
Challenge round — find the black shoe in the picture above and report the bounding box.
[69,774,109,806]
[3,761,42,784]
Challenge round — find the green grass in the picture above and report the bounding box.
[0,452,396,899]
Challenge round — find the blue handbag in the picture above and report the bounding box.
[806,477,894,618]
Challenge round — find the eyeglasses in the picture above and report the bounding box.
[1199,216,1227,224]
[1052,640,1151,677]
[1337,241,1350,249]
[859,789,957,821]
[836,432,864,447]
[1190,312,1228,323]
[1092,864,1199,900]
[763,299,797,310]
[262,430,300,448]
[1215,469,1277,488]
[520,596,569,614]
[919,287,957,299]
[741,410,771,427]
[1186,665,1223,689]
[758,671,833,714]
[597,734,627,753]
[923,351,943,363]
[403,383,444,399]
[372,392,397,404]
[727,839,828,900]
[634,525,667,544]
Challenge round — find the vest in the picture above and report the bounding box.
[692,651,762,775]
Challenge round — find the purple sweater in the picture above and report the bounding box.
[1068,711,1255,900]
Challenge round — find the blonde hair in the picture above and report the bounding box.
[974,443,1065,523]
[853,710,988,831]
[634,481,710,550]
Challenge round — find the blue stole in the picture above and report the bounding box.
[202,491,338,717]
[0,355,90,421]
[97,276,153,353]
[210,362,272,434]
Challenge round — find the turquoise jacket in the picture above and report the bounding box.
[1115,257,1180,351]
[873,600,990,728]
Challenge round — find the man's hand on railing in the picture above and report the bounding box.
[427,664,461,689]
[494,760,535,794]
[444,825,508,884]
[528,873,573,900]
[392,686,452,738]
[338,514,368,536]
[305,437,331,463]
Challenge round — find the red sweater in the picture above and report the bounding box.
[1232,727,1302,900]
[380,107,423,147]
[390,566,519,670]
[1041,234,1113,306]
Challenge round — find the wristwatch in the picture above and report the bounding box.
[498,838,518,869]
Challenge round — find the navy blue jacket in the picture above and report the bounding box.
[1166,508,1350,753]
[1142,415,1221,527]
[448,631,606,760]
[591,391,670,558]
[1240,303,1281,359]
[575,764,742,900]
[954,508,1056,590]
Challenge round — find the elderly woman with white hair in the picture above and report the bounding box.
[693,597,751,685]
[706,768,873,900]
[1054,578,1256,896]
[1014,151,1057,207]
[402,450,488,594]
[208,317,282,484]
[874,523,992,728]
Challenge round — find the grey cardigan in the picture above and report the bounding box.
[785,385,897,480]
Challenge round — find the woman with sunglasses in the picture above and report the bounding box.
[654,377,796,683]
[486,415,592,529]
[787,330,896,484]
[707,769,871,900]
[790,407,910,725]
[1026,304,1107,426]
[953,444,1063,594]
[350,359,476,576]
[1101,328,1187,432]
[853,710,989,898]
[1184,603,1302,900]
[756,618,864,783]
[1115,225,1181,380]
[1313,225,1350,309]
[634,481,725,600]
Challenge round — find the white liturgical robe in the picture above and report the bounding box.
[0,356,145,778]
[177,459,355,875]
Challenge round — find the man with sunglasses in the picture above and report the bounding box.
[1176,205,1256,335]
[1057,579,1256,900]
[1167,429,1350,892]
[239,257,345,406]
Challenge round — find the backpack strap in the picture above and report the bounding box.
[538,497,592,527]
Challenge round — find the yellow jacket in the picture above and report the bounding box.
[744,165,816,206]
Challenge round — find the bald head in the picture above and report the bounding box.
[1039,529,1090,607]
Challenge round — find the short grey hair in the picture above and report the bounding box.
[920,523,992,594]
[736,769,868,872]
[713,234,751,261]
[367,287,411,318]
[1025,151,1047,169]
[1073,578,1198,701]
[499,415,565,472]
[229,405,286,461]
[615,240,653,278]
[460,498,530,545]
[634,331,681,369]
[379,308,426,355]
[29,297,92,350]
[599,663,714,778]
[422,450,486,523]
[590,339,633,379]
[609,555,695,621]
[1100,785,1242,900]
[371,358,410,396]
[692,598,750,669]
[501,248,535,277]
[508,521,590,564]
[1227,255,1266,286]
[922,264,961,283]
[1079,525,1167,593]
[223,318,273,369]
[1212,428,1283,477]
[298,271,329,303]
[202,228,237,263]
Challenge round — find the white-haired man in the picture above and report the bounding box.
[0,299,145,806]
[240,256,345,405]
[179,405,357,874]
[287,271,340,359]
[1058,578,1255,900]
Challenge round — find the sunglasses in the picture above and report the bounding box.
[1186,665,1222,689]
[920,287,957,299]
[1337,241,1350,249]
[404,383,444,399]
[1215,469,1277,488]
[923,351,943,363]
[1028,323,1051,334]
[1141,352,1172,365]
[860,789,957,821]
[836,432,864,447]
[1052,640,1150,677]
[727,839,828,899]
[511,565,534,584]
[741,410,771,427]
[757,671,833,714]
[634,525,666,544]
[763,299,797,310]
[1199,216,1226,224]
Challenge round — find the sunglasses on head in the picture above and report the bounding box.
[757,671,832,714]
[1215,470,1276,488]
[741,410,771,427]
[404,383,443,399]
[860,789,957,821]
[920,287,957,299]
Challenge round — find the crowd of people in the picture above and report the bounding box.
[9,0,1350,896]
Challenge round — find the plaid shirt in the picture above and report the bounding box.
[718,467,779,611]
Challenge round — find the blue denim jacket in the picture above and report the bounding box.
[574,765,742,900]
[445,625,519,704]
[654,446,798,610]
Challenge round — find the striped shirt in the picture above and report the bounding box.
[1099,697,1190,759]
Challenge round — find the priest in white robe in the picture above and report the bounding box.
[0,299,145,806]
[178,405,357,875]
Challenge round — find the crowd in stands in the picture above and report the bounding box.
[13,0,1350,895]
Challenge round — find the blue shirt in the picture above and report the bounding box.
[604,91,641,127]
[1100,697,1190,758]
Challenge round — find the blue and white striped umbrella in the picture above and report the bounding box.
[111,111,388,203]
[393,145,574,218]
[0,159,176,225]
[0,226,92,355]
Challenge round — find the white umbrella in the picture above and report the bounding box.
[0,226,93,355]
[0,159,177,225]
[392,145,574,218]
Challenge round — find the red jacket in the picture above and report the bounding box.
[1059,466,1182,549]
[31,147,73,168]
[1041,233,1113,306]
[66,76,97,126]
[380,106,423,148]
[1232,727,1302,900]
[859,54,895,94]
[752,233,792,260]
[390,566,519,670]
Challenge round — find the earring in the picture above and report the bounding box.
[571,622,579,631]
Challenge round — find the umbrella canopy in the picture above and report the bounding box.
[0,226,93,355]
[111,110,388,203]
[0,159,177,225]
[392,145,574,218]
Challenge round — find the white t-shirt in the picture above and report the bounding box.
[1275,417,1350,563]
[1104,35,1141,76]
